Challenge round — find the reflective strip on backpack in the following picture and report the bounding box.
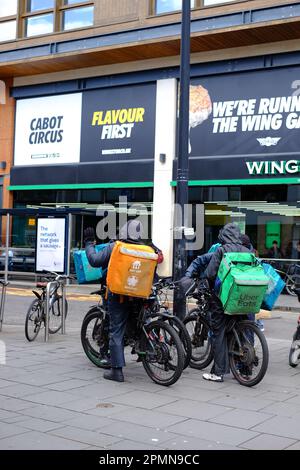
[120,246,158,260]
[234,279,269,286]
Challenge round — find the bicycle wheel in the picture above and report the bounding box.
[289,328,300,367]
[184,310,213,370]
[140,320,184,386]
[228,320,269,387]
[285,275,300,296]
[80,307,110,369]
[165,316,192,369]
[25,299,43,342]
[48,295,68,334]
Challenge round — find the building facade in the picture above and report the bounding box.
[1,0,300,276]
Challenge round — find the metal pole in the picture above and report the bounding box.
[45,281,53,342]
[173,0,191,319]
[61,281,66,335]
[66,214,72,286]
[4,214,10,283]
[0,282,7,332]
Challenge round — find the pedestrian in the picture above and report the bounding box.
[202,222,251,382]
[267,240,283,259]
[84,220,163,383]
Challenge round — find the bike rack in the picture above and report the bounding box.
[45,280,67,342]
[0,280,8,332]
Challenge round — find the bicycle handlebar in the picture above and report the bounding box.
[41,271,75,282]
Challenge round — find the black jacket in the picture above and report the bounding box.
[205,223,251,283]
[185,252,213,278]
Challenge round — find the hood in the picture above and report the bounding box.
[218,223,242,245]
[119,220,143,241]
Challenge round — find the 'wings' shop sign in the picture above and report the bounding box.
[14,82,156,167]
[186,66,300,180]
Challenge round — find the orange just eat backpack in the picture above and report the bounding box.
[106,241,158,298]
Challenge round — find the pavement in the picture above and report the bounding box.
[0,287,299,450]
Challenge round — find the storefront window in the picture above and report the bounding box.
[0,0,17,17]
[27,0,54,12]
[0,20,16,41]
[188,184,300,267]
[25,13,54,36]
[63,5,94,30]
[156,0,195,14]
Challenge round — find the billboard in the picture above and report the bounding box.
[188,66,300,158]
[80,83,156,162]
[14,93,82,166]
[35,217,67,274]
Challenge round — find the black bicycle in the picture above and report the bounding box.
[183,282,269,387]
[288,288,300,367]
[80,284,185,386]
[25,272,70,341]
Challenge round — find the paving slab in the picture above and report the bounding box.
[49,426,121,448]
[110,390,178,410]
[167,419,259,446]
[252,415,300,440]
[209,409,274,429]
[99,421,178,446]
[162,436,240,450]
[241,434,297,450]
[0,430,90,450]
[157,399,232,421]
[110,407,187,429]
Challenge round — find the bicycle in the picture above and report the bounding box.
[25,272,71,342]
[288,288,300,367]
[266,260,300,296]
[80,283,185,386]
[183,282,269,387]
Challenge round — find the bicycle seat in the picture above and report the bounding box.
[90,289,102,296]
[36,282,47,288]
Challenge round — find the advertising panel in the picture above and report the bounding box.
[183,66,300,180]
[14,93,82,166]
[80,83,156,162]
[35,217,67,274]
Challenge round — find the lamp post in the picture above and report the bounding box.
[173,0,191,318]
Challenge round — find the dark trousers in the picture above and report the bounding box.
[107,295,130,368]
[209,294,230,376]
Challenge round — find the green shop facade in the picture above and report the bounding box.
[8,51,300,276]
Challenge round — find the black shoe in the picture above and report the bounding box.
[103,368,124,383]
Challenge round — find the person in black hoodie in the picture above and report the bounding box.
[84,220,163,383]
[202,223,251,383]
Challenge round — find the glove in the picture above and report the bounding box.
[84,227,96,244]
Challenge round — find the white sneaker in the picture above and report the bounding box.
[202,373,223,382]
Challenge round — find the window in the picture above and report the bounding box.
[26,13,54,37]
[27,0,54,12]
[155,0,239,14]
[156,0,195,14]
[63,5,94,31]
[0,0,17,17]
[203,0,235,5]
[0,20,16,41]
[64,0,90,4]
[22,1,94,38]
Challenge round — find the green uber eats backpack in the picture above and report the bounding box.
[217,252,269,315]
